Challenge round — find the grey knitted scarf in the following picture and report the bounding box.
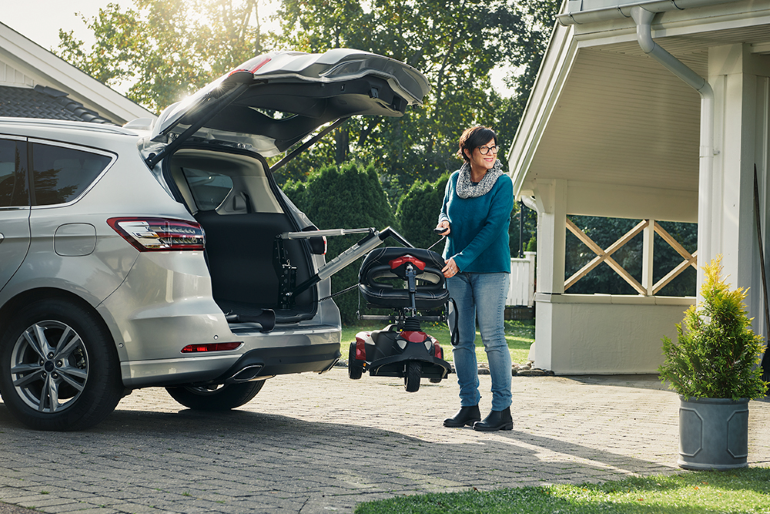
[456,160,504,199]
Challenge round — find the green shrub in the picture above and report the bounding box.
[394,173,450,250]
[286,161,396,323]
[658,255,768,400]
[526,236,537,252]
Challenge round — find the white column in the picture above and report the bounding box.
[534,179,567,294]
[708,45,770,336]
[532,179,567,371]
[754,76,770,337]
[642,219,655,296]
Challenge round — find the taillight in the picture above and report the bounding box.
[181,342,242,353]
[355,336,367,361]
[108,217,205,252]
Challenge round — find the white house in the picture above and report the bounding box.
[508,0,770,374]
[0,21,153,124]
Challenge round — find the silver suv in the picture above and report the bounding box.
[0,49,429,430]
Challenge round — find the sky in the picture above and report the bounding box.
[4,0,108,51]
[3,0,512,95]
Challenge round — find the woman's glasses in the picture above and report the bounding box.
[477,145,499,155]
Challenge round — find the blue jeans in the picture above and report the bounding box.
[447,272,511,411]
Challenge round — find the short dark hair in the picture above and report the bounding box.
[457,126,498,163]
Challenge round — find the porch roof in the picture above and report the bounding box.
[508,0,770,221]
[0,21,154,124]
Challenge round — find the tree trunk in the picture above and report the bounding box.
[335,126,349,164]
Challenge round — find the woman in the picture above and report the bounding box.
[436,126,514,431]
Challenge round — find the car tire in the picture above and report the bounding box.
[0,298,123,431]
[348,342,363,380]
[165,381,264,410]
[404,361,421,392]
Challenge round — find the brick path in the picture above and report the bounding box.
[1,370,768,513]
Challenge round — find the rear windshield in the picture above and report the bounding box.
[31,142,113,206]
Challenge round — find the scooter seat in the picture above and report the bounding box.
[358,247,449,310]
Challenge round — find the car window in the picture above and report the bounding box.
[0,139,29,208]
[182,168,234,211]
[31,143,113,206]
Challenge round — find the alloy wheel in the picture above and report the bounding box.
[10,320,89,413]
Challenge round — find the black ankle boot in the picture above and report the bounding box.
[443,405,481,428]
[473,407,513,431]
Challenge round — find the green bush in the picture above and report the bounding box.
[394,173,450,250]
[658,255,768,400]
[284,161,396,323]
[526,236,537,252]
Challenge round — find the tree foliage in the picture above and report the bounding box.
[56,0,263,113]
[57,0,560,195]
[272,0,560,194]
[658,256,768,400]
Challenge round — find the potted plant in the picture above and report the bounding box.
[658,255,768,470]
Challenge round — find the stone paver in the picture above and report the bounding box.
[1,370,768,513]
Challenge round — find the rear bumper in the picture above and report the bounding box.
[119,325,341,388]
[120,341,340,388]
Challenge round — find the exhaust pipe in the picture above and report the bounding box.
[225,364,271,383]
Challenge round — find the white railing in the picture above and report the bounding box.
[507,252,536,307]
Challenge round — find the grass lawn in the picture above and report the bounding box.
[354,467,770,514]
[340,319,534,365]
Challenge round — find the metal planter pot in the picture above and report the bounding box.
[678,396,750,470]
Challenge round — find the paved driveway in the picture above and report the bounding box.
[1,369,768,513]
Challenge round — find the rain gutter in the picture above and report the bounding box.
[556,0,743,26]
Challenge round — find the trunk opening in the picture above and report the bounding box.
[166,146,317,324]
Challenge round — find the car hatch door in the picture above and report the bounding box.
[145,49,430,167]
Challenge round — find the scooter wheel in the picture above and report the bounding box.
[429,378,441,383]
[348,342,363,380]
[404,361,421,392]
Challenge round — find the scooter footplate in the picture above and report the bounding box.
[369,355,451,378]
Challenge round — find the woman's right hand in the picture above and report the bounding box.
[435,220,450,236]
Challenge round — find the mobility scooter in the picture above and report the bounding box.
[274,226,452,392]
[348,246,453,392]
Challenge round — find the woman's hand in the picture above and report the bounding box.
[435,220,451,236]
[442,257,459,278]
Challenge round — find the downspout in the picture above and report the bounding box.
[631,6,714,291]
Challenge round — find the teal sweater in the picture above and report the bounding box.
[438,171,514,273]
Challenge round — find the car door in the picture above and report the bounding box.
[0,137,30,293]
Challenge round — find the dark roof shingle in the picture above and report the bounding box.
[0,84,117,125]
